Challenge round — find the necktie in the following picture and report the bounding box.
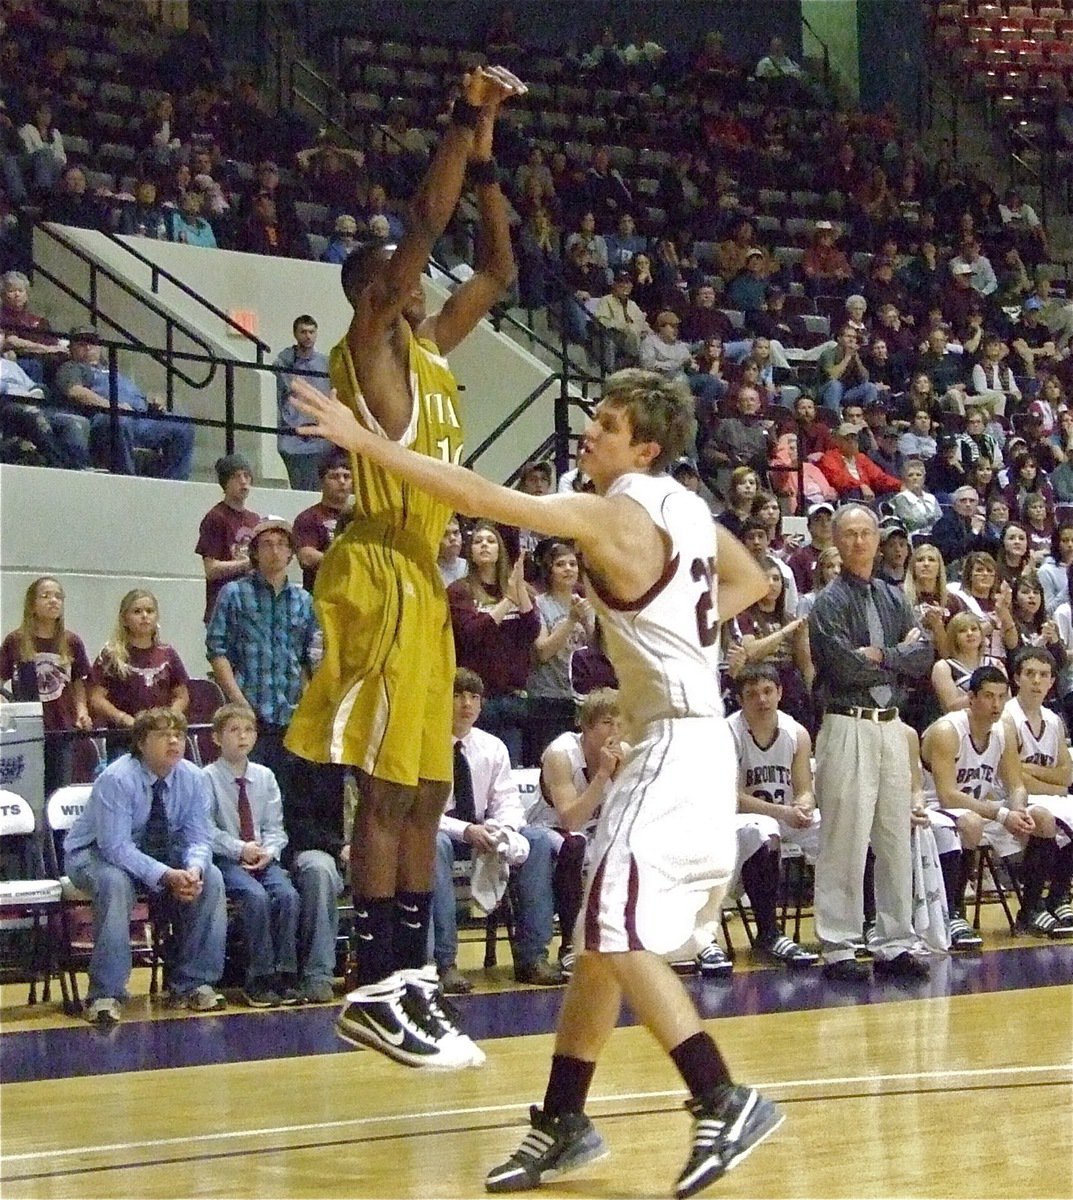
[236,776,255,842]
[143,777,170,863]
[865,586,894,708]
[453,741,478,825]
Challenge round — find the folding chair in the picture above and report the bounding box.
[0,789,70,1010]
[971,840,1023,935]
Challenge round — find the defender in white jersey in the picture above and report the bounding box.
[920,665,1034,946]
[293,369,781,1199]
[1004,651,1073,938]
[532,689,625,972]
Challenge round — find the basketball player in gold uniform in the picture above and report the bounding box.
[285,65,525,1069]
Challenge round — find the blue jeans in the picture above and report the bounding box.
[430,826,556,969]
[67,848,226,1001]
[280,449,324,491]
[290,849,342,987]
[0,402,90,468]
[89,411,195,479]
[217,859,299,985]
[818,379,879,413]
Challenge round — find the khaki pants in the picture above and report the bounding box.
[814,714,917,963]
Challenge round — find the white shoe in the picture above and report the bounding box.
[86,997,121,1026]
[336,974,474,1070]
[401,966,486,1068]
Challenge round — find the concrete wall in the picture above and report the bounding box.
[30,225,572,487]
[0,464,312,679]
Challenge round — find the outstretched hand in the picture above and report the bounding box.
[292,376,367,453]
[461,64,527,111]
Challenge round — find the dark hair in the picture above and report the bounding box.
[1013,647,1055,677]
[741,517,770,538]
[340,241,392,305]
[968,664,1009,694]
[292,314,317,334]
[998,521,1031,583]
[453,667,485,696]
[736,663,782,691]
[753,553,787,620]
[130,707,188,758]
[214,452,252,488]
[1052,522,1073,562]
[1013,573,1046,635]
[318,449,351,478]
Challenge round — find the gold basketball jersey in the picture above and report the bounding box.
[329,320,462,558]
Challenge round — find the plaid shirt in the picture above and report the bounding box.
[205,573,317,725]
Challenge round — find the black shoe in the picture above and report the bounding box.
[514,956,566,986]
[485,1105,608,1193]
[873,952,929,980]
[400,967,484,1068]
[335,976,473,1069]
[674,1085,784,1199]
[241,986,281,1008]
[822,958,871,983]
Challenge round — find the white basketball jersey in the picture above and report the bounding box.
[729,710,802,808]
[923,710,1006,805]
[1004,697,1064,769]
[584,472,721,732]
[529,730,604,838]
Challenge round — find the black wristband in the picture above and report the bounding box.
[451,99,481,129]
[467,157,499,186]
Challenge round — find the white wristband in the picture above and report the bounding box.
[995,806,1010,827]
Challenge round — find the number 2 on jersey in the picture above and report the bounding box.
[691,557,719,647]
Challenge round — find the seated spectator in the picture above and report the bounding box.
[925,435,967,501]
[432,669,564,992]
[898,409,937,461]
[203,704,305,1007]
[949,551,1019,661]
[139,93,181,166]
[889,458,941,535]
[448,522,539,765]
[320,213,359,264]
[438,514,467,587]
[752,489,802,557]
[1030,274,1073,354]
[1023,493,1054,557]
[296,140,368,211]
[560,240,606,344]
[63,707,226,1025]
[994,521,1033,588]
[725,248,769,314]
[681,283,733,345]
[931,612,1003,714]
[53,325,194,479]
[726,554,812,728]
[753,35,804,81]
[516,205,560,311]
[0,330,89,469]
[930,484,988,568]
[45,164,103,229]
[984,496,1012,547]
[237,192,306,258]
[865,255,911,317]
[1005,452,1055,521]
[604,212,645,272]
[592,270,650,371]
[792,393,835,462]
[815,326,877,413]
[1010,298,1058,379]
[116,178,169,239]
[627,250,660,315]
[801,222,853,299]
[196,452,261,623]
[716,465,760,535]
[717,218,775,284]
[817,421,900,501]
[918,325,970,411]
[898,239,943,315]
[88,589,189,739]
[797,544,841,618]
[514,145,555,210]
[702,385,773,494]
[582,148,633,229]
[769,431,837,512]
[168,188,217,247]
[639,310,693,381]
[949,237,997,297]
[999,189,1047,266]
[240,159,300,230]
[957,408,1003,472]
[1038,524,1073,615]
[875,522,911,587]
[1,270,65,382]
[564,210,609,274]
[17,99,65,196]
[689,337,730,411]
[1011,576,1066,677]
[868,423,904,479]
[1033,376,1067,440]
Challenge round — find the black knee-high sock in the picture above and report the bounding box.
[670,1032,733,1102]
[394,890,432,971]
[553,835,586,953]
[939,850,964,920]
[352,895,395,987]
[1049,840,1073,908]
[1020,837,1057,914]
[863,848,876,926]
[543,1054,597,1117]
[740,845,780,944]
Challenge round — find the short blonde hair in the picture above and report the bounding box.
[578,688,620,729]
[212,703,258,736]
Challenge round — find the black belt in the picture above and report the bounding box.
[827,705,899,722]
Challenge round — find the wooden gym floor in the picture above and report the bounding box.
[1,911,1070,1200]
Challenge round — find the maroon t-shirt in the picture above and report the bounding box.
[195,501,261,621]
[292,501,343,593]
[447,581,540,696]
[89,643,190,721]
[0,631,90,731]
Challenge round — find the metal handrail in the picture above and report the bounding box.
[99,231,272,361]
[32,223,220,399]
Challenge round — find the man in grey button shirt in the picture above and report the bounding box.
[808,505,934,982]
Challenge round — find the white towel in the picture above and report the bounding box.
[469,821,530,913]
[911,825,950,953]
